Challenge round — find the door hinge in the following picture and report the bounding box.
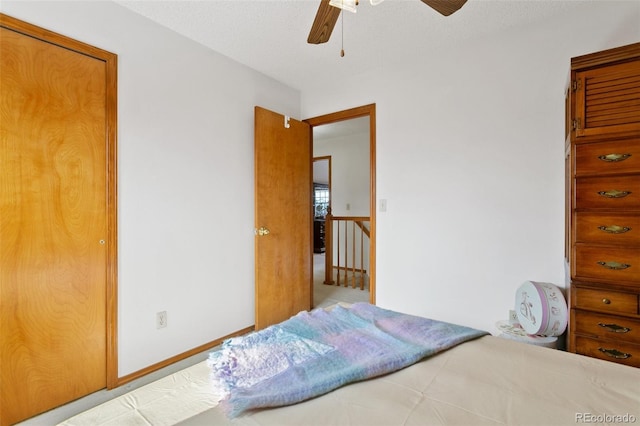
[572,118,581,130]
[572,79,581,91]
[284,115,290,129]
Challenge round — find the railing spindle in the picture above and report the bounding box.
[350,219,360,288]
[336,220,341,287]
[359,223,364,290]
[322,215,370,290]
[324,210,334,285]
[343,221,348,286]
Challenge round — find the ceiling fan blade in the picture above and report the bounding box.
[421,0,468,16]
[307,0,341,44]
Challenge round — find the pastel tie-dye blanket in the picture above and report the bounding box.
[208,302,488,418]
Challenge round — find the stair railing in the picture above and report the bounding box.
[323,210,370,290]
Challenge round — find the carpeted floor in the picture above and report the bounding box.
[313,253,370,309]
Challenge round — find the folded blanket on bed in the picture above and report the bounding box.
[208,302,488,418]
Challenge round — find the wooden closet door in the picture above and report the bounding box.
[0,16,117,425]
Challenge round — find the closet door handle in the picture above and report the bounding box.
[598,225,631,234]
[598,190,631,198]
[598,347,632,359]
[596,261,631,270]
[598,322,631,333]
[598,153,632,162]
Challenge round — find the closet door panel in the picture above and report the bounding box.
[1,16,116,424]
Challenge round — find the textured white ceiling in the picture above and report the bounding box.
[115,0,579,92]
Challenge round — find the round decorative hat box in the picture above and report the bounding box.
[515,281,567,337]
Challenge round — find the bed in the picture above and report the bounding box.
[62,303,640,426]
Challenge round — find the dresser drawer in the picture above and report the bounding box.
[574,245,640,283]
[575,336,640,368]
[575,175,640,210]
[574,213,640,245]
[574,287,638,315]
[575,139,640,176]
[573,310,640,344]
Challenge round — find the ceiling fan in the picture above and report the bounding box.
[307,0,468,44]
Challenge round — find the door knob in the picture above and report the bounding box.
[255,227,270,236]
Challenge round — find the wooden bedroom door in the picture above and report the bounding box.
[254,107,312,330]
[0,15,117,425]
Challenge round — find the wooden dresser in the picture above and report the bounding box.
[565,42,640,367]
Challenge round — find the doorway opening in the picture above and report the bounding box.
[305,104,376,308]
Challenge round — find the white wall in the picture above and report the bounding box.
[301,1,640,333]
[2,0,301,376]
[314,132,370,217]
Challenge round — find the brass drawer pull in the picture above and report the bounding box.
[598,347,632,359]
[602,298,611,304]
[598,153,632,162]
[597,190,631,198]
[597,225,631,234]
[597,322,631,333]
[597,261,631,270]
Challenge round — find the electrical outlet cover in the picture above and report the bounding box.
[156,311,167,329]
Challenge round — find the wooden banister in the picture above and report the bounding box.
[323,212,370,290]
[354,220,370,238]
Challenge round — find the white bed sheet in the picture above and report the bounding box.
[59,361,221,426]
[180,335,640,426]
[61,335,640,426]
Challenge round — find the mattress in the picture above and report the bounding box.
[180,335,640,426]
[61,329,640,426]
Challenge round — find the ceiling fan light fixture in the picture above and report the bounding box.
[329,0,358,13]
